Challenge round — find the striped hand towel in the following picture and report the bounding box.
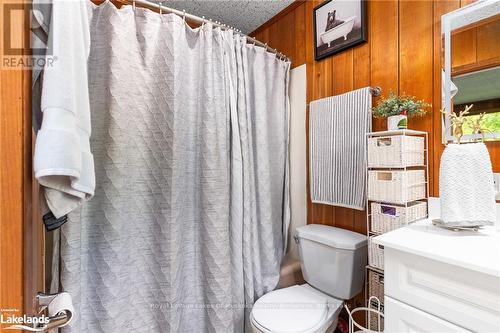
[309,87,372,210]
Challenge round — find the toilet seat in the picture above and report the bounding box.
[251,285,341,333]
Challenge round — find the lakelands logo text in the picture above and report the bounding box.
[1,313,50,330]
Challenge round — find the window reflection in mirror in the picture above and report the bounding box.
[453,67,500,136]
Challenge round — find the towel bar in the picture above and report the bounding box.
[306,86,381,108]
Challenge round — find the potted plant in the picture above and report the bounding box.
[372,92,431,130]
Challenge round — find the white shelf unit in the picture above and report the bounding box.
[364,129,429,331]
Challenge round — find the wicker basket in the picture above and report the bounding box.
[367,135,425,168]
[368,299,384,332]
[368,270,384,304]
[368,170,426,204]
[371,201,427,233]
[368,236,384,270]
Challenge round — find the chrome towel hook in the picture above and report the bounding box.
[182,10,186,22]
[132,0,136,11]
[158,2,162,16]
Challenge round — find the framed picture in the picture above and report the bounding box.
[313,0,367,61]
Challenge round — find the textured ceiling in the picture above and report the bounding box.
[453,67,500,104]
[159,0,294,34]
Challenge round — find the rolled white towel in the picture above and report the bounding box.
[439,143,496,226]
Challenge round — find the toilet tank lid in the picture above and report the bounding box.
[296,224,367,250]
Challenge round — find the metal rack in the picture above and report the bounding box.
[364,129,429,330]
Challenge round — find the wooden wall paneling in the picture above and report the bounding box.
[331,51,354,95]
[249,0,305,38]
[0,0,25,327]
[451,28,477,68]
[0,64,25,333]
[331,50,355,231]
[370,0,399,132]
[453,55,500,76]
[304,0,314,225]
[352,28,370,90]
[399,0,435,194]
[486,144,500,173]
[310,30,332,99]
[267,22,281,55]
[306,0,343,227]
[351,0,371,236]
[303,0,318,72]
[249,0,500,227]
[269,9,295,66]
[476,19,500,62]
[310,56,335,226]
[352,42,370,89]
[23,0,44,315]
[433,0,461,196]
[1,0,43,324]
[293,3,306,68]
[451,16,500,75]
[254,29,269,50]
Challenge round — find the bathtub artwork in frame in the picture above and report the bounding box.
[313,0,367,61]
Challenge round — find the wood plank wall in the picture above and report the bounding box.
[452,15,500,75]
[0,0,42,326]
[251,0,500,234]
[0,0,27,327]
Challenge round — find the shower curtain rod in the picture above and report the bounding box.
[113,0,290,61]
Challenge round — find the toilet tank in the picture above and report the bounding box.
[296,224,367,300]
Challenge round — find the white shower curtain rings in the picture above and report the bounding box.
[128,0,288,61]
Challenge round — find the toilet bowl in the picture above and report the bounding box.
[250,224,367,333]
[250,284,342,333]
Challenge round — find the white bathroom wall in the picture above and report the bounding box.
[287,64,307,260]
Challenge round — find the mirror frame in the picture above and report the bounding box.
[441,0,500,144]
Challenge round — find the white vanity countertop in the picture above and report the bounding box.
[373,198,500,278]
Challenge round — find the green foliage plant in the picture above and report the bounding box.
[372,92,431,118]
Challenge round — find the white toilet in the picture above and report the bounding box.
[250,224,367,333]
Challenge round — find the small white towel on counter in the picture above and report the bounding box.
[309,87,372,210]
[439,143,496,226]
[33,0,94,218]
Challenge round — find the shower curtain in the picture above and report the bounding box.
[59,2,290,332]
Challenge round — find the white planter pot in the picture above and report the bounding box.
[387,115,407,130]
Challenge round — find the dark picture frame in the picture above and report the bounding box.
[313,0,367,61]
